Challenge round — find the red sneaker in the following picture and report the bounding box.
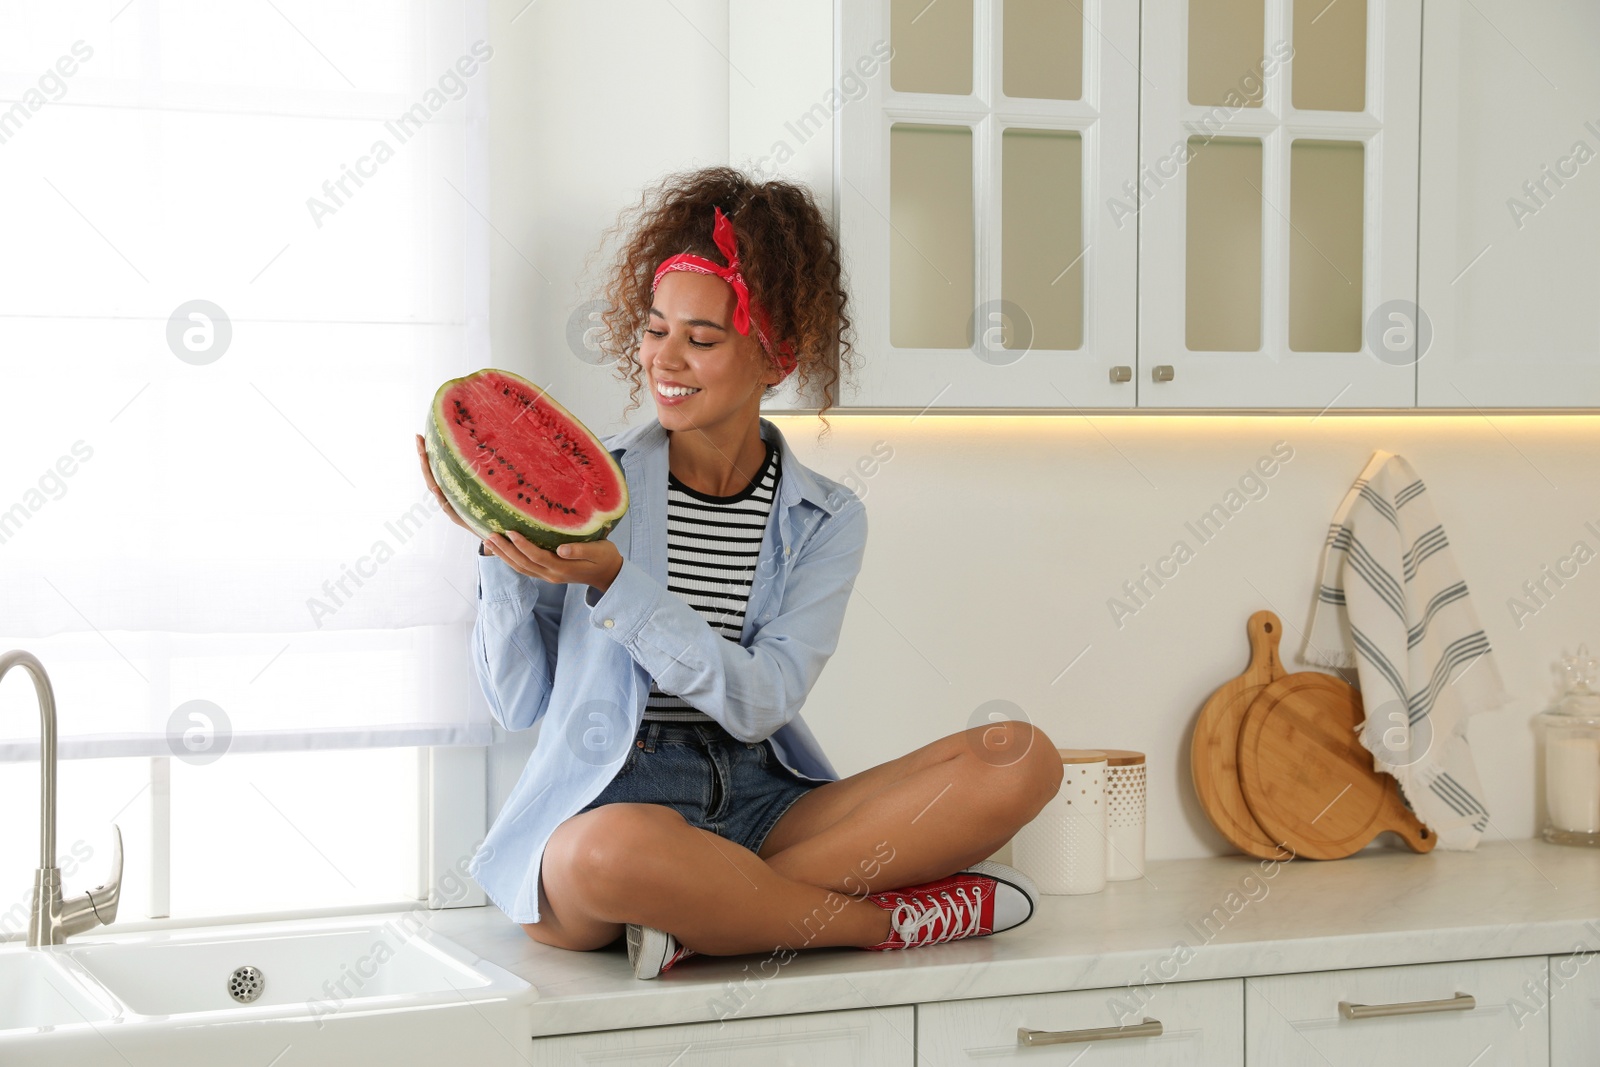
[627,923,697,979]
[862,860,1040,950]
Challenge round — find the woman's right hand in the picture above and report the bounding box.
[416,433,480,538]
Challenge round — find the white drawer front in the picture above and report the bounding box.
[1550,945,1600,1063]
[917,978,1244,1065]
[1245,957,1550,1067]
[530,1006,915,1066]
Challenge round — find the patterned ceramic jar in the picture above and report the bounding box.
[1099,749,1147,880]
[1011,748,1108,895]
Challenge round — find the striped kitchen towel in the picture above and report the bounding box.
[1300,450,1514,850]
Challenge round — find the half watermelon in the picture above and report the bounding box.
[423,368,629,550]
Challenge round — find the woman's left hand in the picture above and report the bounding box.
[483,531,624,593]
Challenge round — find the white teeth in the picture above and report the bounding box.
[656,383,701,397]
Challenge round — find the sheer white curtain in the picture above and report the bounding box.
[0,1,494,758]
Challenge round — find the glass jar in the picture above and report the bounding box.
[1535,646,1600,847]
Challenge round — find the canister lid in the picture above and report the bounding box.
[1096,748,1146,766]
[1056,748,1108,764]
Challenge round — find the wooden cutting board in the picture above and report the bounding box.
[1237,671,1435,859]
[1190,610,1289,859]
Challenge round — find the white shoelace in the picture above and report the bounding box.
[890,885,984,946]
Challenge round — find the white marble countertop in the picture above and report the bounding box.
[419,839,1600,1040]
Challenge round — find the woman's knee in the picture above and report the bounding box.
[1018,724,1064,813]
[555,803,689,910]
[963,721,1063,819]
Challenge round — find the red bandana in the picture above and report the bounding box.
[651,206,798,378]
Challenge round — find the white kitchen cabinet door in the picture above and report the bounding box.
[917,978,1243,1065]
[1245,957,1550,1066]
[836,0,1140,409]
[1138,0,1421,408]
[1549,947,1600,1064]
[528,1006,915,1066]
[1416,1,1600,408]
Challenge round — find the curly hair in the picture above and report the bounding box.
[585,166,856,421]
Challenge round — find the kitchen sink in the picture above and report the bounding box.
[0,913,537,1066]
[0,949,117,1032]
[62,919,497,1016]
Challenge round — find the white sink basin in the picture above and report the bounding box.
[0,913,537,1066]
[64,921,495,1016]
[0,949,117,1032]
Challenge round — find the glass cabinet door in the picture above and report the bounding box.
[839,0,1139,408]
[1137,0,1421,408]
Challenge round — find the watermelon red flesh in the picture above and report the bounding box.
[425,369,628,549]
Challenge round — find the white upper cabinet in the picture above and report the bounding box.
[1138,0,1422,408]
[805,0,1596,410]
[1417,1,1600,408]
[837,0,1140,408]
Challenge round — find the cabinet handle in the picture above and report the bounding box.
[1152,364,1174,382]
[1338,992,1475,1020]
[1109,365,1132,383]
[1017,1018,1163,1046]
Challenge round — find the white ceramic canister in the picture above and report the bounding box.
[1098,749,1147,881]
[1011,748,1108,895]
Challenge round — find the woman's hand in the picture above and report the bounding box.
[483,532,624,593]
[415,433,477,533]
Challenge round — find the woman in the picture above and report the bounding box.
[416,167,1063,980]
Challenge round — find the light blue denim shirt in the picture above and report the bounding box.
[467,417,867,924]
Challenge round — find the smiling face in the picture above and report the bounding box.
[639,270,784,438]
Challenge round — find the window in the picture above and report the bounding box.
[0,750,422,930]
[1,1,491,924]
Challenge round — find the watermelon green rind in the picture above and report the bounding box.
[423,369,629,552]
[423,374,627,550]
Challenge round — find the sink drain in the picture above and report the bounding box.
[227,965,265,1003]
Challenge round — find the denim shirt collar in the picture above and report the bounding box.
[604,417,846,517]
[602,416,844,616]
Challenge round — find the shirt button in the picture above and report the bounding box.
[783,546,791,557]
[602,618,615,629]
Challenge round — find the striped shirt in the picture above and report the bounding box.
[644,441,781,721]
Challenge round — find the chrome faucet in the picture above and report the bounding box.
[0,650,124,947]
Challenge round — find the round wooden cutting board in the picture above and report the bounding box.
[1237,671,1434,860]
[1190,610,1289,859]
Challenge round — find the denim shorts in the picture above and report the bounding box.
[575,718,823,856]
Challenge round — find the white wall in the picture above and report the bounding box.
[772,413,1598,864]
[482,0,730,439]
[484,0,1599,864]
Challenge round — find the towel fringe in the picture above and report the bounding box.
[1301,647,1358,669]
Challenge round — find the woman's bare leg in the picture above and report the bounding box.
[759,721,1063,893]
[528,803,894,954]
[520,721,1062,957]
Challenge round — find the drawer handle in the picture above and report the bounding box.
[1338,992,1475,1020]
[1017,1018,1163,1046]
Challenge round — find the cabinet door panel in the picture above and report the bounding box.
[1550,946,1600,1063]
[1417,0,1600,407]
[837,0,1140,409]
[1245,957,1549,1066]
[918,978,1243,1065]
[530,1006,914,1066]
[1139,0,1421,408]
